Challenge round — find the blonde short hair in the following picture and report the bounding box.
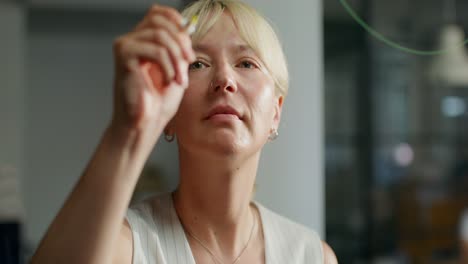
[181,0,289,97]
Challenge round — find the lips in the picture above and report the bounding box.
[205,105,242,120]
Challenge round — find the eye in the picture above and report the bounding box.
[189,60,208,70]
[237,60,258,69]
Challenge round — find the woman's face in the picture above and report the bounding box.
[171,12,283,157]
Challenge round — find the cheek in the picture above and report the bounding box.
[245,79,276,127]
[247,75,275,109]
[182,72,211,107]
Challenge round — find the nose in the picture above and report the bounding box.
[211,63,237,93]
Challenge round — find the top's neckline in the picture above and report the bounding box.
[165,193,270,264]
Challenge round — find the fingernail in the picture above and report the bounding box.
[181,18,188,27]
[186,24,196,35]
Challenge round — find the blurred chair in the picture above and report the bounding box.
[396,184,467,263]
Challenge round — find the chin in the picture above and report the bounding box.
[178,129,259,159]
[204,131,252,157]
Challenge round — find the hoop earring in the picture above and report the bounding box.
[164,133,175,142]
[268,128,279,141]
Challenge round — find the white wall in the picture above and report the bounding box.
[246,0,324,236]
[22,0,324,248]
[0,2,26,222]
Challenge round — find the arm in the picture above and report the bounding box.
[30,126,161,264]
[462,240,468,264]
[322,241,338,264]
[461,210,468,264]
[112,219,133,264]
[30,4,195,264]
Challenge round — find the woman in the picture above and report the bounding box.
[31,0,337,263]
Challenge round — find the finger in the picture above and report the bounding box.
[177,59,189,89]
[135,5,185,32]
[135,15,195,62]
[132,28,184,77]
[134,28,184,63]
[146,5,186,30]
[116,39,175,85]
[151,29,185,85]
[131,28,189,84]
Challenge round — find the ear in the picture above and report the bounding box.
[272,95,284,129]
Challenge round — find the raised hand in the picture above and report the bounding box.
[111,5,196,135]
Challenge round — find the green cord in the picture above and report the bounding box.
[339,0,468,56]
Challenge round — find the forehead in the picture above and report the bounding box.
[192,13,255,55]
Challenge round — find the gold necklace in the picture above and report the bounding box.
[183,209,257,264]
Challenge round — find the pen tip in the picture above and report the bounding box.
[191,15,199,25]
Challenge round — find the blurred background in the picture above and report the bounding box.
[325,0,468,263]
[2,0,468,263]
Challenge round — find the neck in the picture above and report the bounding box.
[173,148,260,258]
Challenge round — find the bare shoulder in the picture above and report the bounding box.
[112,219,133,264]
[321,241,338,264]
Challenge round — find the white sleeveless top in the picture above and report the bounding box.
[125,193,323,264]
